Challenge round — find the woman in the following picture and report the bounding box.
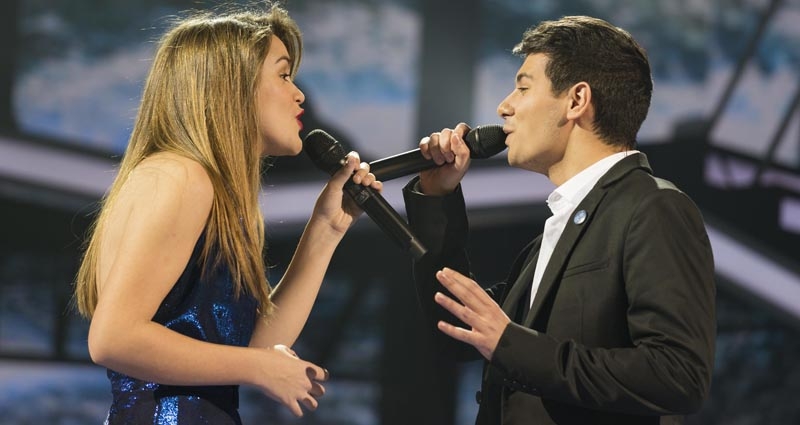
[73,4,380,423]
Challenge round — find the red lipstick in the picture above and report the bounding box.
[296,109,305,131]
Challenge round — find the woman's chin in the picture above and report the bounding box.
[261,141,303,157]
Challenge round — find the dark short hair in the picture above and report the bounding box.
[513,16,652,149]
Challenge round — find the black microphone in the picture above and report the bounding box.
[304,129,427,260]
[368,124,507,181]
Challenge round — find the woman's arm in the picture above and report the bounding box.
[251,153,381,348]
[89,152,223,382]
[88,153,326,416]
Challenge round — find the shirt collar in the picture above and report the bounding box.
[547,150,639,214]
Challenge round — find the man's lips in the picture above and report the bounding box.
[502,127,513,145]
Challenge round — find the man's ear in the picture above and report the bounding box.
[565,81,592,121]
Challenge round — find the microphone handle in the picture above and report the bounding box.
[343,180,427,260]
[369,149,432,182]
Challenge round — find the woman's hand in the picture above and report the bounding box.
[311,151,382,235]
[252,345,329,417]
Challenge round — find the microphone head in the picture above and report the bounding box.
[303,129,347,176]
[465,125,507,159]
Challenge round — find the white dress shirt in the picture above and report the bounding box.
[529,151,639,307]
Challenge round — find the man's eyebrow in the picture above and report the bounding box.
[516,72,533,84]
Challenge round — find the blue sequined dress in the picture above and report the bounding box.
[104,236,259,424]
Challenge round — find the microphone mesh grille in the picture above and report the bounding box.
[466,125,507,159]
[303,129,346,175]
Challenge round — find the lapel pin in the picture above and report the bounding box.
[573,209,587,225]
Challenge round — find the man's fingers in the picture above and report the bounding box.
[454,122,471,138]
[436,268,486,310]
[438,128,455,161]
[419,136,432,159]
[437,320,473,345]
[434,291,474,325]
[428,133,446,165]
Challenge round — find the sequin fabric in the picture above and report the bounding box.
[104,236,258,424]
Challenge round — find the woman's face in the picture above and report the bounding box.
[255,35,306,157]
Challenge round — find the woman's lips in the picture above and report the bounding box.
[296,109,305,130]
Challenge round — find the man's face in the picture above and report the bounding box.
[497,53,570,176]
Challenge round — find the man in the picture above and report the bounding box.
[402,16,715,425]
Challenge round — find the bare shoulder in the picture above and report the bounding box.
[129,152,214,208]
[136,152,212,193]
[106,152,215,237]
[96,152,215,290]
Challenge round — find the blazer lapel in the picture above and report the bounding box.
[523,153,652,327]
[523,192,605,327]
[500,237,541,319]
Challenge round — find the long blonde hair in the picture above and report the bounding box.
[74,3,302,318]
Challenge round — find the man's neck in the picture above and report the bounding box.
[547,137,625,187]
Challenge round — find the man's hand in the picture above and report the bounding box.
[417,123,472,196]
[433,267,511,360]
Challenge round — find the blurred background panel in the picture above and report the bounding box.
[1,0,799,424]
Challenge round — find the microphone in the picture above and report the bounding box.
[368,124,507,181]
[304,129,427,260]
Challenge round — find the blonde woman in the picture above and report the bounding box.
[73,4,380,424]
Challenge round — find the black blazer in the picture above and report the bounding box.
[403,153,716,425]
